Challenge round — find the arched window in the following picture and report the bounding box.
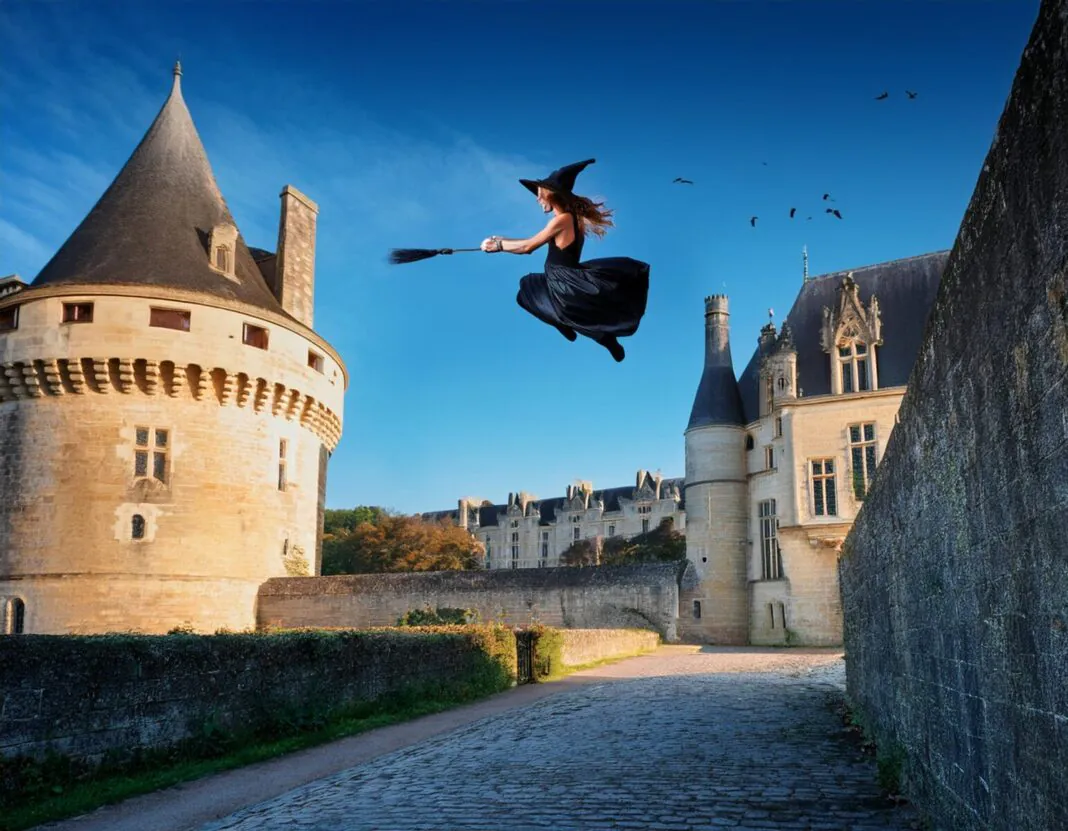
[132,514,146,540]
[5,598,25,634]
[837,340,871,393]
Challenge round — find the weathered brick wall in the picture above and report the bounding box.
[0,629,514,769]
[558,629,659,667]
[258,562,687,641]
[839,3,1068,830]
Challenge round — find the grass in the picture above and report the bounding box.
[1,690,492,831]
[539,645,659,681]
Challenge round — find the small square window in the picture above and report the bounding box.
[308,351,324,373]
[136,427,149,446]
[0,305,18,331]
[243,323,269,350]
[62,302,94,323]
[150,307,191,331]
[154,429,168,448]
[132,514,146,540]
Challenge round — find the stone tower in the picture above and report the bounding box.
[0,65,346,634]
[681,295,748,643]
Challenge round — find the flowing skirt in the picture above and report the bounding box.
[516,257,650,341]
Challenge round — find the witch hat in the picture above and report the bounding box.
[520,158,596,196]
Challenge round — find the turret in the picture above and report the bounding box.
[682,294,749,644]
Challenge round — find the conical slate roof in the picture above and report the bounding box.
[687,298,745,430]
[31,65,285,315]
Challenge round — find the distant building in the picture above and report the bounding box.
[0,65,346,634]
[423,469,686,570]
[681,251,948,645]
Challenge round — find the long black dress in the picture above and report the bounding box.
[516,213,650,351]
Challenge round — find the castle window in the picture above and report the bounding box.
[810,458,838,517]
[608,524,616,537]
[4,597,25,634]
[511,520,519,528]
[131,514,146,540]
[764,446,775,470]
[745,434,755,451]
[693,600,701,619]
[540,531,549,567]
[214,245,230,272]
[838,341,871,393]
[510,532,519,569]
[135,427,169,483]
[642,518,650,534]
[573,525,581,541]
[308,350,325,373]
[849,423,878,500]
[774,417,783,438]
[768,603,776,629]
[150,307,191,331]
[485,539,492,569]
[243,323,269,350]
[278,439,288,492]
[0,305,19,331]
[759,499,783,580]
[62,302,94,323]
[207,222,238,277]
[764,375,774,414]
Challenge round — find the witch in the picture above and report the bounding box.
[480,159,650,362]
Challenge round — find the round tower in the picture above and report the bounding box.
[681,295,749,644]
[0,66,346,634]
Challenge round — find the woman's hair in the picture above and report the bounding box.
[541,188,615,238]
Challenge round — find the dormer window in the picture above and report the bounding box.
[838,340,871,393]
[207,222,238,278]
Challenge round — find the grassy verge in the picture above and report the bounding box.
[539,645,660,682]
[2,686,493,831]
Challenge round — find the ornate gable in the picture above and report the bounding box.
[820,274,883,353]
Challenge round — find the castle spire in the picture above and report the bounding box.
[172,60,182,93]
[686,294,745,429]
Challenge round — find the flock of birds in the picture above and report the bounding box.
[671,89,919,228]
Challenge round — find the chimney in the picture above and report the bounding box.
[275,185,319,328]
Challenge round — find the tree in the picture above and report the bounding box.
[323,505,388,536]
[559,537,599,567]
[321,513,485,575]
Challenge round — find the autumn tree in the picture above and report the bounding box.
[559,537,600,567]
[321,513,484,575]
[561,518,686,568]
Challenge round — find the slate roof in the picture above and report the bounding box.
[737,251,949,423]
[686,331,746,430]
[423,478,686,528]
[30,67,286,316]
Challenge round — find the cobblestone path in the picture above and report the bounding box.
[198,649,920,831]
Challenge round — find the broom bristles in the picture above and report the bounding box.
[388,248,444,264]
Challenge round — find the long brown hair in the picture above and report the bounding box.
[542,188,615,238]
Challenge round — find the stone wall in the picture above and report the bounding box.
[558,629,660,667]
[839,3,1068,830]
[0,629,515,770]
[257,562,688,642]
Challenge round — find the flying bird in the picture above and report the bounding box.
[672,177,694,184]
[875,91,889,100]
[789,208,796,218]
[822,193,833,201]
[906,90,918,99]
[750,216,758,227]
[829,209,843,219]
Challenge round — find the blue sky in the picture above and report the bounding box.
[0,1,1040,513]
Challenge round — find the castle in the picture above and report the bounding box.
[423,470,686,570]
[0,65,346,634]
[680,250,948,644]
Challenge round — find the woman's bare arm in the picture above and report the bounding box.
[481,214,571,254]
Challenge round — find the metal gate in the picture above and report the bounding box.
[515,630,536,685]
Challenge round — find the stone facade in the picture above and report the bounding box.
[424,469,686,570]
[257,562,689,641]
[840,2,1068,828]
[682,251,948,645]
[0,66,346,635]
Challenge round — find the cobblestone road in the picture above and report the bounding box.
[199,649,920,831]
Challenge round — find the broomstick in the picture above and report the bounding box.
[388,247,482,265]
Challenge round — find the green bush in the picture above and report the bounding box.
[527,624,565,680]
[396,606,480,626]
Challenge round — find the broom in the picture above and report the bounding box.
[388,247,482,265]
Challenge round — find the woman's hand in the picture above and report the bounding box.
[481,236,504,253]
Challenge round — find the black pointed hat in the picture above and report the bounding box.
[519,158,596,196]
